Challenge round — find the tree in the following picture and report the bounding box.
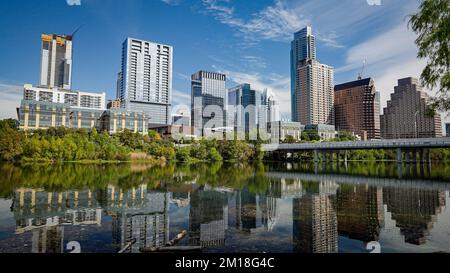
[301,130,320,142]
[336,131,358,141]
[0,123,24,161]
[148,130,162,141]
[0,119,18,130]
[409,0,450,112]
[283,135,296,143]
[208,148,223,161]
[176,147,191,162]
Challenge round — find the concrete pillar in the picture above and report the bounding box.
[314,149,319,163]
[134,113,138,133]
[405,151,410,164]
[18,188,24,208]
[74,191,79,208]
[413,149,418,164]
[91,112,95,128]
[78,112,82,129]
[142,114,147,135]
[47,192,52,207]
[24,105,29,130]
[35,106,40,129]
[111,186,115,202]
[396,148,402,164]
[62,108,66,127]
[113,113,117,133]
[322,151,326,162]
[51,108,56,127]
[330,151,334,163]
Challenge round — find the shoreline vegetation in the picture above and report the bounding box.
[1,119,450,164]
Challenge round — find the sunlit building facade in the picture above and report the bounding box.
[334,78,381,140]
[381,77,442,139]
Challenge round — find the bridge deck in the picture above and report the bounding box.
[262,138,450,151]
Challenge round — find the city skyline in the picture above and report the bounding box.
[1,0,448,129]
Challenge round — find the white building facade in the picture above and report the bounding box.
[118,38,173,125]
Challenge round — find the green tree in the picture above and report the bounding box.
[283,135,296,143]
[409,0,450,112]
[208,148,223,161]
[176,147,191,162]
[0,119,18,130]
[0,123,24,161]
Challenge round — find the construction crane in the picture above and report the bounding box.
[357,59,367,80]
[68,25,84,40]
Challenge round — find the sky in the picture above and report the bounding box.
[0,0,448,127]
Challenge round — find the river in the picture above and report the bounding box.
[0,161,449,253]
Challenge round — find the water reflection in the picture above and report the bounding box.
[0,162,449,253]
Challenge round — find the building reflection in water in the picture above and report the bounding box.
[189,184,228,247]
[382,187,445,245]
[292,181,339,253]
[336,185,384,244]
[107,185,170,253]
[9,172,449,253]
[13,188,102,253]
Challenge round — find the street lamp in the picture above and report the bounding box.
[414,110,420,139]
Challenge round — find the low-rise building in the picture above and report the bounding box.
[304,124,336,140]
[148,124,197,140]
[100,108,148,135]
[269,121,305,142]
[18,84,106,131]
[107,99,122,109]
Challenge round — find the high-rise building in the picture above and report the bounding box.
[291,26,334,125]
[117,38,173,125]
[261,88,280,125]
[291,26,316,122]
[228,83,261,133]
[191,71,227,136]
[228,84,280,135]
[334,78,381,140]
[380,77,442,139]
[40,34,73,90]
[296,59,334,125]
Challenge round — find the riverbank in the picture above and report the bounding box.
[1,122,450,163]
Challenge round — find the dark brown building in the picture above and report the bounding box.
[334,78,381,140]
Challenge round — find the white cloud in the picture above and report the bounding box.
[66,0,81,6]
[0,83,22,120]
[176,72,190,81]
[172,89,191,106]
[161,0,181,6]
[242,55,267,69]
[200,0,310,47]
[336,22,422,109]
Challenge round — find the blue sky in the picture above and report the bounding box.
[0,0,447,125]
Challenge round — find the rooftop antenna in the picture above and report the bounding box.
[358,59,367,80]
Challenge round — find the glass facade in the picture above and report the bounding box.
[18,100,103,131]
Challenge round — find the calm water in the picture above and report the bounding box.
[0,161,449,253]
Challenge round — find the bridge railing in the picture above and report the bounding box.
[262,137,450,151]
